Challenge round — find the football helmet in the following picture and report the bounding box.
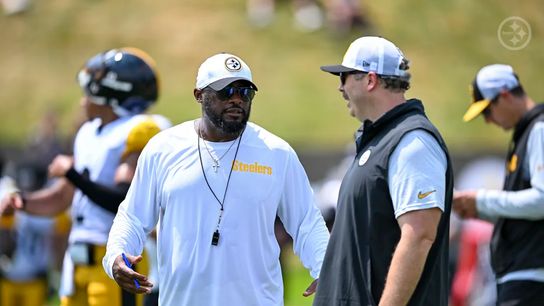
[77,47,159,116]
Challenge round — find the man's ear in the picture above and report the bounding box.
[367,72,379,91]
[194,88,203,103]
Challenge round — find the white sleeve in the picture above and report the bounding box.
[102,143,161,279]
[277,148,330,279]
[477,122,544,220]
[388,130,447,218]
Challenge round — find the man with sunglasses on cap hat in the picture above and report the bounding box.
[0,48,171,306]
[454,64,544,306]
[313,36,453,306]
[103,52,330,306]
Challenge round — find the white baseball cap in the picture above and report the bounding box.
[196,53,258,91]
[463,64,520,122]
[321,36,409,78]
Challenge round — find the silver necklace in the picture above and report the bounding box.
[199,126,238,173]
[197,123,244,246]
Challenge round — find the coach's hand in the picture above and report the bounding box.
[303,278,318,297]
[453,190,478,219]
[112,253,153,294]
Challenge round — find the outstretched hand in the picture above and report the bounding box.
[48,155,74,178]
[303,278,319,297]
[112,253,153,294]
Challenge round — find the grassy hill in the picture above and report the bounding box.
[1,0,543,154]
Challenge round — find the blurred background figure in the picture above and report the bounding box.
[454,64,544,306]
[1,0,30,15]
[247,0,366,33]
[247,0,324,32]
[322,0,366,34]
[0,211,56,306]
[0,47,169,306]
[0,153,70,306]
[450,157,504,306]
[0,154,17,261]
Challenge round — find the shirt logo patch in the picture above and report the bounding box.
[359,150,371,166]
[232,160,272,175]
[417,190,436,200]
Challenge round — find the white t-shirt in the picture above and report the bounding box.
[103,120,330,306]
[388,130,447,218]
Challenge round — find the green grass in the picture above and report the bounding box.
[283,256,317,306]
[1,1,543,152]
[47,296,59,306]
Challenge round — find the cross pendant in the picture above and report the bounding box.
[212,162,220,173]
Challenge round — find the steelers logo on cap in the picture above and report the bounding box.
[225,57,242,71]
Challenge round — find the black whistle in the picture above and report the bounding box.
[211,230,220,246]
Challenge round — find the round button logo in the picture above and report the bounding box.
[497,16,531,51]
[359,150,371,166]
[225,57,242,71]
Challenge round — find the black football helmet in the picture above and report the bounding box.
[77,47,159,116]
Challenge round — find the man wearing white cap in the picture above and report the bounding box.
[454,64,544,306]
[102,52,330,306]
[314,36,453,306]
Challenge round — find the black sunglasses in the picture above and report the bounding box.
[482,96,500,118]
[339,71,365,85]
[209,86,256,102]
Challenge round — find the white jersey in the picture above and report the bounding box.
[70,114,170,245]
[103,120,330,306]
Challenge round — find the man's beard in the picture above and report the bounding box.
[203,100,251,135]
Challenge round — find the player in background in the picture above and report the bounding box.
[0,47,170,306]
